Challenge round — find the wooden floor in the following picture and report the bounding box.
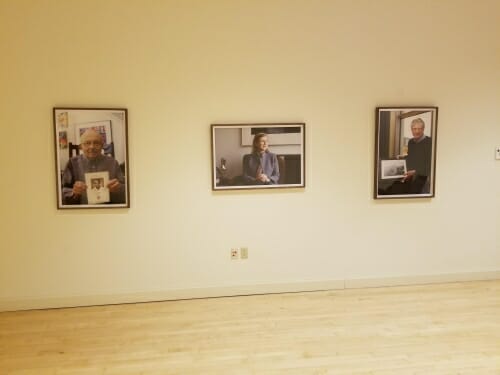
[1,280,499,375]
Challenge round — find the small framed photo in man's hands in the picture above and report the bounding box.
[211,123,306,190]
[374,106,438,199]
[53,108,130,209]
[380,159,407,179]
[85,172,110,204]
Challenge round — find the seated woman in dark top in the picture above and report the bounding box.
[242,133,280,185]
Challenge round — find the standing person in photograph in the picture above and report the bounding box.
[62,129,125,204]
[242,133,280,185]
[401,118,432,194]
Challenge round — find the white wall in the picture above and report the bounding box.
[0,0,499,310]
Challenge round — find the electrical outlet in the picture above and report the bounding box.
[496,146,500,160]
[231,248,239,260]
[240,247,248,259]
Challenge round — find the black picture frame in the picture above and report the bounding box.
[374,106,438,199]
[53,107,130,209]
[211,123,306,190]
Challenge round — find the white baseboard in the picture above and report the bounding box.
[1,270,499,312]
[0,280,345,312]
[344,270,500,289]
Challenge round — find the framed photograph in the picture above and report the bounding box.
[381,159,407,179]
[374,106,438,199]
[241,126,302,146]
[211,123,305,190]
[85,171,110,204]
[53,107,130,209]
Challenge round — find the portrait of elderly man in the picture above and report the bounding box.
[400,117,433,194]
[375,107,437,198]
[61,129,126,205]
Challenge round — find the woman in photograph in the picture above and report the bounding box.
[242,133,280,185]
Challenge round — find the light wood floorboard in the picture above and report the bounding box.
[1,280,499,374]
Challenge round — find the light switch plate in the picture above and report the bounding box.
[240,247,248,259]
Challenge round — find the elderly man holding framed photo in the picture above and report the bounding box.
[374,107,437,199]
[61,129,125,205]
[400,117,433,194]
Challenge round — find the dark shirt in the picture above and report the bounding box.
[404,136,432,194]
[242,151,280,185]
[406,136,432,177]
[62,154,126,204]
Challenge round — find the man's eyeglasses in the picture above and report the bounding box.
[82,141,103,146]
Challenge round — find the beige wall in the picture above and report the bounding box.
[0,0,499,310]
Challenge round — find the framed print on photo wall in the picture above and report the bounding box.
[53,107,130,209]
[374,106,438,199]
[211,123,305,190]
